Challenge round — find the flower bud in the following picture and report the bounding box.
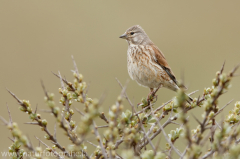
[19,106,26,112]
[67,93,72,100]
[78,74,83,82]
[22,100,30,107]
[111,105,117,113]
[27,107,32,113]
[65,112,70,120]
[41,119,48,127]
[69,100,73,106]
[44,134,50,140]
[153,126,158,133]
[62,89,68,97]
[58,88,62,93]
[46,147,52,152]
[53,107,60,116]
[117,96,122,102]
[70,120,75,128]
[69,109,74,115]
[77,96,84,103]
[212,78,218,87]
[37,114,41,119]
[86,98,93,103]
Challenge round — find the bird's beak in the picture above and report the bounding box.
[119,33,127,39]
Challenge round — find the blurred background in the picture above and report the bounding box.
[0,0,240,157]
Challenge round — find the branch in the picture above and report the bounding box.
[35,136,64,159]
[93,122,108,159]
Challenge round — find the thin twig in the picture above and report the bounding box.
[6,103,13,126]
[86,140,98,147]
[71,55,79,75]
[97,125,109,128]
[210,99,234,119]
[35,136,64,159]
[99,112,109,124]
[0,116,8,125]
[24,122,39,125]
[202,150,214,159]
[93,122,108,159]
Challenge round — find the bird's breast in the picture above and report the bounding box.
[127,45,167,88]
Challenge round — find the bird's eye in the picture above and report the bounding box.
[130,32,134,35]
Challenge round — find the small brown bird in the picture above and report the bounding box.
[119,25,192,102]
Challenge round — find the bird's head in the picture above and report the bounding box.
[119,25,151,45]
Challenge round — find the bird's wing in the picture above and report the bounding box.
[150,45,179,86]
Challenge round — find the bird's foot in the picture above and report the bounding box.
[147,92,152,104]
[146,92,158,105]
[147,94,157,104]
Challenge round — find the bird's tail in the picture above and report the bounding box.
[177,83,192,104]
[186,93,193,104]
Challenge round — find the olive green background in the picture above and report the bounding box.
[0,0,240,157]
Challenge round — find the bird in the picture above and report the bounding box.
[119,25,192,103]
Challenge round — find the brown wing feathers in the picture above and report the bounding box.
[151,45,178,86]
[151,45,192,102]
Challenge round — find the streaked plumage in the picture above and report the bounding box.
[120,25,192,101]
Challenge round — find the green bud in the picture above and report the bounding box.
[52,145,56,149]
[109,121,114,129]
[84,101,89,107]
[72,93,78,99]
[60,97,65,103]
[212,78,218,87]
[20,136,28,145]
[41,119,48,127]
[141,98,148,106]
[46,147,51,152]
[209,111,215,118]
[37,114,41,119]
[141,150,154,159]
[111,105,117,113]
[78,74,83,82]
[12,129,22,137]
[62,89,68,96]
[219,73,227,83]
[73,72,78,78]
[65,112,70,120]
[49,93,54,100]
[27,107,32,113]
[36,147,42,152]
[67,93,72,100]
[53,107,60,116]
[47,101,55,108]
[153,126,158,133]
[58,88,62,93]
[19,106,26,112]
[44,134,50,140]
[77,96,84,103]
[69,100,73,106]
[235,101,240,108]
[204,88,207,94]
[70,120,76,128]
[117,96,122,102]
[92,99,99,107]
[22,100,30,107]
[87,98,93,103]
[12,122,18,128]
[69,109,74,115]
[44,96,48,102]
[29,113,36,120]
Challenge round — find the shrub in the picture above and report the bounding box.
[1,58,240,159]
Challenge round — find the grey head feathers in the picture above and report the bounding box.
[120,25,153,46]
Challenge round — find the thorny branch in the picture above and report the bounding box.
[2,60,240,159]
